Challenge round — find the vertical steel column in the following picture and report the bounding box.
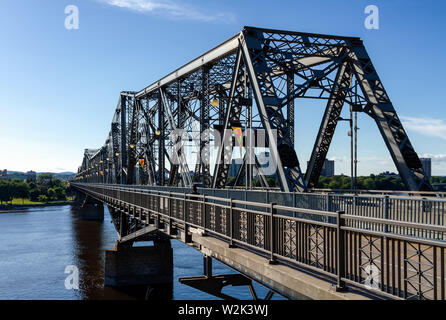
[246,76,253,189]
[384,195,389,233]
[201,67,211,187]
[203,255,212,278]
[158,92,165,186]
[336,210,346,291]
[354,110,358,191]
[120,95,127,185]
[229,198,235,248]
[287,72,295,146]
[269,203,277,264]
[350,107,354,191]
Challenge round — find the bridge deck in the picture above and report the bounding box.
[72,183,446,300]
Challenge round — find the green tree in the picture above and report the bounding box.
[38,195,48,203]
[15,182,30,204]
[37,173,53,185]
[0,181,13,204]
[265,177,277,187]
[53,187,67,201]
[29,188,40,202]
[47,188,57,201]
[362,177,376,190]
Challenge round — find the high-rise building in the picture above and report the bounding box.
[322,160,335,177]
[420,158,432,180]
[306,159,335,177]
[228,158,243,177]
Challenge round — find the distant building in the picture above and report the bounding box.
[381,171,399,178]
[0,169,8,181]
[26,171,37,181]
[322,160,335,177]
[321,160,334,177]
[312,160,335,177]
[307,160,334,177]
[229,158,243,177]
[420,158,432,180]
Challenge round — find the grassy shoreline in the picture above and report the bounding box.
[0,198,74,211]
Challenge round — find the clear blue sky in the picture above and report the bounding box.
[1,0,445,175]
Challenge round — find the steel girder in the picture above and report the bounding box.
[305,60,353,189]
[240,28,307,192]
[200,67,211,187]
[212,48,246,189]
[346,39,431,191]
[75,26,432,192]
[160,88,192,187]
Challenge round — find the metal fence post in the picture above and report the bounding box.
[384,195,389,233]
[168,192,175,235]
[184,193,191,243]
[202,195,208,236]
[269,203,278,264]
[336,210,346,291]
[229,198,235,248]
[326,193,332,223]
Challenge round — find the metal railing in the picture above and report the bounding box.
[76,183,446,240]
[314,188,446,198]
[73,183,446,300]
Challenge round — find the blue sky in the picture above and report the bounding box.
[1,0,445,175]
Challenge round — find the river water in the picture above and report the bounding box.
[0,205,280,300]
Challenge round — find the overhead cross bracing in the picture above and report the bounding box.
[75,26,432,192]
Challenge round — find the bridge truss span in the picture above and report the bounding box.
[75,26,432,193]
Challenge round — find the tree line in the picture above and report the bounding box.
[227,174,446,191]
[0,174,70,205]
[316,174,446,190]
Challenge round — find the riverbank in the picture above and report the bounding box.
[0,200,74,212]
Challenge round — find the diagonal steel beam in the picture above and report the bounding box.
[160,88,192,187]
[212,47,245,189]
[305,60,353,188]
[240,28,306,192]
[347,39,432,191]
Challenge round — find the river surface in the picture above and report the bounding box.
[0,205,281,300]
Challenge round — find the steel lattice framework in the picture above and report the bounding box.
[75,26,432,192]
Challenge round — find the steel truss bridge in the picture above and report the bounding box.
[75,26,431,192]
[72,27,445,300]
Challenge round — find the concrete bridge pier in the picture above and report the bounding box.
[78,195,104,221]
[72,191,86,209]
[104,238,173,299]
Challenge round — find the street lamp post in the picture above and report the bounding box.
[339,113,355,191]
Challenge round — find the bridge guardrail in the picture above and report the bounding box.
[73,183,446,300]
[76,183,446,240]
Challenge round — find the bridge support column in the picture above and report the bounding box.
[78,195,104,221]
[72,191,86,209]
[104,239,173,287]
